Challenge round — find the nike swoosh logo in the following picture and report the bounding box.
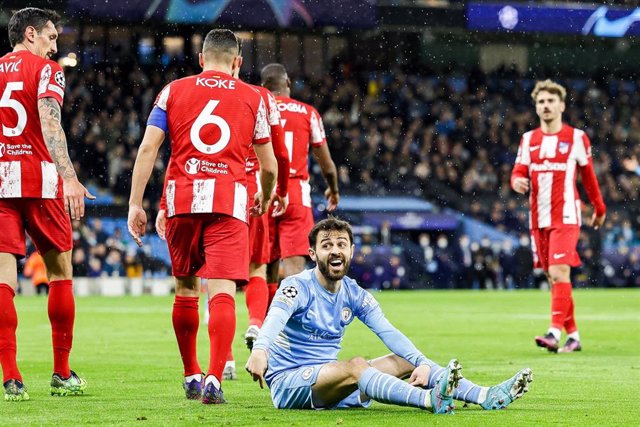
[553,253,566,259]
[530,146,540,151]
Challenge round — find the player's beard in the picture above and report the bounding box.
[317,254,351,282]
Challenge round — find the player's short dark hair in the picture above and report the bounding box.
[309,216,354,249]
[202,29,241,60]
[8,7,60,48]
[261,63,288,92]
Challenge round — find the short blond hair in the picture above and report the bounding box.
[531,79,566,102]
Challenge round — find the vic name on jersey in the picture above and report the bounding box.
[0,59,21,73]
[195,76,236,89]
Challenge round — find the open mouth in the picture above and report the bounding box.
[329,258,344,268]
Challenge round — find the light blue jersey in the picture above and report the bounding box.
[253,269,430,387]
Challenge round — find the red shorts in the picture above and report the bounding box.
[0,198,72,258]
[530,227,581,271]
[269,204,314,262]
[166,213,249,284]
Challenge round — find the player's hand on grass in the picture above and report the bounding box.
[128,205,147,247]
[271,193,288,217]
[408,364,430,387]
[63,177,95,220]
[250,191,271,217]
[512,177,530,195]
[325,188,339,212]
[245,348,268,389]
[156,209,166,240]
[591,212,606,230]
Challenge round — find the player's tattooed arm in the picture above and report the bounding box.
[38,97,77,179]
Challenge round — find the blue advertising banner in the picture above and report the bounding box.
[467,2,640,37]
[67,0,378,28]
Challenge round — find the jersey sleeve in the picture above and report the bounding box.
[253,277,309,352]
[270,277,309,313]
[577,133,607,216]
[511,132,531,189]
[265,92,281,127]
[153,84,171,112]
[253,96,271,145]
[37,61,65,105]
[309,107,327,147]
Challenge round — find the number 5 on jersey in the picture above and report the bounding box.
[1,82,27,137]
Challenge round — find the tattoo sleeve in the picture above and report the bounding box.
[38,97,77,179]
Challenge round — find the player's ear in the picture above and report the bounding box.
[24,26,37,43]
[308,247,316,261]
[560,101,566,113]
[350,244,355,260]
[198,53,204,69]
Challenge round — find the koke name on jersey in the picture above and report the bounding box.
[195,76,236,89]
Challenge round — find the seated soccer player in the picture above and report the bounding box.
[245,217,533,413]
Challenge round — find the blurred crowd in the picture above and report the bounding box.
[52,58,639,287]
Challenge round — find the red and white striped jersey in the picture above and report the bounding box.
[0,50,66,199]
[275,96,326,207]
[246,85,280,176]
[156,70,271,222]
[511,124,606,229]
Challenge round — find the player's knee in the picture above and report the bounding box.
[347,357,370,378]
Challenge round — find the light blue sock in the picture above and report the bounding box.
[427,365,486,404]
[358,367,429,409]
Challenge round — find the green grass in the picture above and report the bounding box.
[3,289,639,426]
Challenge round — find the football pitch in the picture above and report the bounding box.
[3,289,639,426]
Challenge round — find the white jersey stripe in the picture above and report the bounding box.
[166,180,176,217]
[233,182,248,222]
[0,161,21,197]
[300,179,312,208]
[41,161,58,198]
[518,131,532,165]
[537,172,553,228]
[192,179,215,214]
[47,84,65,98]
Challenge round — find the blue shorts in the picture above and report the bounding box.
[269,364,372,410]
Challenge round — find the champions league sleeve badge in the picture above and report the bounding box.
[282,286,298,299]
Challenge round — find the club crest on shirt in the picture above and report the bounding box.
[54,71,65,88]
[558,142,569,154]
[185,158,201,175]
[281,286,298,299]
[301,367,314,380]
[341,307,352,323]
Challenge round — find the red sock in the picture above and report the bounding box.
[172,296,201,376]
[207,293,235,382]
[551,282,572,331]
[267,283,278,307]
[226,349,234,362]
[0,283,21,383]
[245,276,268,327]
[563,297,578,334]
[48,280,75,378]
